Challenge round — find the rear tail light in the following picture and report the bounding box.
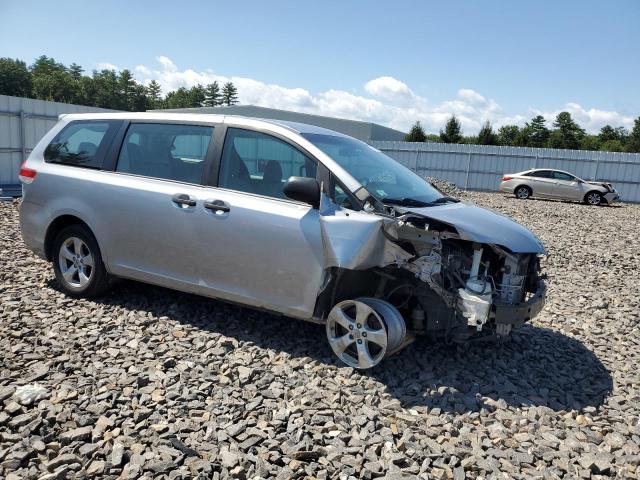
[502,176,513,181]
[19,163,37,184]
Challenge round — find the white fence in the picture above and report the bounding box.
[371,141,640,203]
[0,95,114,191]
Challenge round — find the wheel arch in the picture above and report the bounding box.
[44,215,95,261]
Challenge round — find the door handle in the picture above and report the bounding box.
[204,199,230,213]
[172,193,196,207]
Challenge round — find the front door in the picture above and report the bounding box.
[550,171,582,200]
[193,127,325,319]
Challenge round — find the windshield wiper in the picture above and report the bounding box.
[382,197,430,207]
[383,196,459,207]
[425,196,460,205]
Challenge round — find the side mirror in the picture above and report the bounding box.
[283,176,320,208]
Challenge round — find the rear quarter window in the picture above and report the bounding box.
[44,120,120,169]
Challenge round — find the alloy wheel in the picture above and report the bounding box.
[516,187,530,199]
[587,192,601,205]
[58,236,94,288]
[326,300,388,369]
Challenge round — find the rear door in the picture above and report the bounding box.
[97,121,220,289]
[526,170,555,197]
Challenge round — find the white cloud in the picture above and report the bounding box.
[95,62,119,71]
[533,103,634,133]
[129,56,633,134]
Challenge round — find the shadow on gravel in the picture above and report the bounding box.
[64,279,613,415]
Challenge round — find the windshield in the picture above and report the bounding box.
[302,133,445,205]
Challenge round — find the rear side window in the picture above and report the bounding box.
[116,123,213,184]
[45,121,119,168]
[526,170,552,178]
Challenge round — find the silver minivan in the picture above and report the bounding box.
[20,113,547,368]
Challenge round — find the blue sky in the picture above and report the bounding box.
[1,0,638,133]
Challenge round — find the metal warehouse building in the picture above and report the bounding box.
[153,105,407,142]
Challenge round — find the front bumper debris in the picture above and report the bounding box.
[493,280,547,326]
[604,192,620,204]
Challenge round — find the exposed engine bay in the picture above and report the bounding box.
[316,193,547,359]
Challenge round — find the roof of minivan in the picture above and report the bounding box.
[59,112,350,138]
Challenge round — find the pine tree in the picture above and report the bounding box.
[527,115,550,148]
[477,121,498,145]
[627,117,640,153]
[439,115,462,143]
[204,81,221,107]
[404,121,427,142]
[189,84,206,107]
[549,112,585,150]
[146,80,162,109]
[221,82,239,106]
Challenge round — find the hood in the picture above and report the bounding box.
[586,181,612,192]
[399,202,545,254]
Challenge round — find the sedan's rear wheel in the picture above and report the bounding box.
[515,186,532,199]
[585,191,603,206]
[326,298,405,369]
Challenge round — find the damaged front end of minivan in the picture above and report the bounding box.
[315,193,547,369]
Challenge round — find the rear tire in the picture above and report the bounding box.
[52,225,110,297]
[514,185,532,199]
[584,191,603,206]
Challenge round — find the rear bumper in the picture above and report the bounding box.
[493,280,547,327]
[604,192,619,204]
[19,200,48,259]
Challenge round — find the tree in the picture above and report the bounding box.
[204,81,221,107]
[189,84,206,107]
[439,115,462,143]
[404,121,427,142]
[626,117,640,153]
[165,87,192,108]
[146,80,162,109]
[497,125,520,146]
[0,58,32,97]
[549,112,585,150]
[221,82,239,106]
[527,115,550,148]
[30,55,76,103]
[118,69,137,110]
[477,121,498,145]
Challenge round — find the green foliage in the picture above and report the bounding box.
[477,121,498,145]
[497,125,520,146]
[580,135,601,151]
[221,82,239,106]
[440,115,462,143]
[0,58,32,97]
[527,115,550,148]
[549,112,585,149]
[626,117,640,153]
[204,82,221,107]
[0,55,239,113]
[404,121,427,142]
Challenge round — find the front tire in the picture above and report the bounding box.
[584,191,603,206]
[52,225,110,297]
[515,186,532,199]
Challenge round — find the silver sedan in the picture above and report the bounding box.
[499,169,619,205]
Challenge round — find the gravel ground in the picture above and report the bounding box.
[1,193,639,479]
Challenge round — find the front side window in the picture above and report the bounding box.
[552,171,574,181]
[218,128,317,199]
[302,133,444,204]
[116,123,213,183]
[45,121,117,168]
